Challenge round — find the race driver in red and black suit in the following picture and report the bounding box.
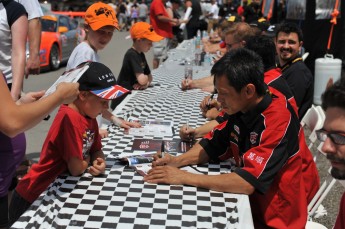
[145,48,309,228]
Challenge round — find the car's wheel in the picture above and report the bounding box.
[49,44,60,70]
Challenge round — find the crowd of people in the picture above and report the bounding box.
[0,0,344,228]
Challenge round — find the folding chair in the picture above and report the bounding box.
[315,106,327,158]
[300,105,325,151]
[308,167,337,221]
[305,221,327,229]
[303,105,336,226]
[315,105,326,123]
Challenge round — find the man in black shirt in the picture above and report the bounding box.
[242,0,262,23]
[275,22,314,119]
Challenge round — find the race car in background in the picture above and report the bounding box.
[33,14,80,71]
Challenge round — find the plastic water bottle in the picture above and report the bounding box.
[195,49,202,66]
[202,30,208,40]
[195,30,201,50]
[194,30,202,65]
[210,28,214,37]
[203,52,212,67]
[184,59,193,81]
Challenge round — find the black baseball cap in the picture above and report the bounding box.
[77,62,130,100]
[264,24,277,38]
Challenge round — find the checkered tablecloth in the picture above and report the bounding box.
[12,51,254,229]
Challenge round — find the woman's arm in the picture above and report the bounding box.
[0,74,79,137]
[10,15,28,101]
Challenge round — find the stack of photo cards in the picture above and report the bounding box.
[131,138,194,153]
[115,139,196,177]
[125,120,174,137]
[133,162,205,176]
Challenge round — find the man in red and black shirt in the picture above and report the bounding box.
[181,36,319,206]
[145,48,308,228]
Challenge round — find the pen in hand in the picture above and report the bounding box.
[186,121,193,141]
[206,93,215,110]
[161,140,165,158]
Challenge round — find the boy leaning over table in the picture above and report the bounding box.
[8,62,130,226]
[145,49,308,228]
[111,21,163,110]
[66,2,140,139]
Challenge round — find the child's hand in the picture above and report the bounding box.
[133,83,148,90]
[120,120,142,129]
[89,157,106,176]
[99,128,109,138]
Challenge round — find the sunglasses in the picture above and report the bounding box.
[316,129,345,145]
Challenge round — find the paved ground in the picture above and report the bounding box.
[23,31,343,229]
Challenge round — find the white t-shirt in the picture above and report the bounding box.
[108,3,117,12]
[66,42,100,71]
[138,3,148,18]
[15,0,43,20]
[209,4,219,19]
[0,1,27,83]
[126,2,133,16]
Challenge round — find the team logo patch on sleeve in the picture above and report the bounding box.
[250,132,258,145]
[234,125,240,134]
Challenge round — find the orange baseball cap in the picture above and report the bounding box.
[130,22,164,42]
[85,2,119,30]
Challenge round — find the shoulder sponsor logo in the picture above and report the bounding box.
[250,132,258,145]
[247,152,264,165]
[230,132,238,142]
[234,125,240,134]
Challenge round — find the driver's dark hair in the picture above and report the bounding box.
[211,48,266,96]
[275,22,303,42]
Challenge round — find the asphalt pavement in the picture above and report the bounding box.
[23,31,343,229]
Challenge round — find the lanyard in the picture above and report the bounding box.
[280,57,303,72]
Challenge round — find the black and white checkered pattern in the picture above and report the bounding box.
[12,51,254,229]
[13,159,251,229]
[111,86,209,140]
